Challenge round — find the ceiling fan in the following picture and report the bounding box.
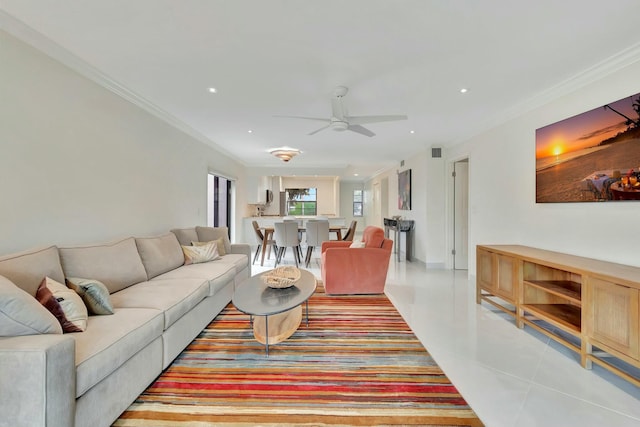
[276,86,408,137]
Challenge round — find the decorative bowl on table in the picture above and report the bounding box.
[261,266,301,289]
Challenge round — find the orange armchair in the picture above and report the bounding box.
[320,226,393,295]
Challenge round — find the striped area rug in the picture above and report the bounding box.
[114,287,484,426]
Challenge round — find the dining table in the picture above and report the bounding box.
[259,225,347,266]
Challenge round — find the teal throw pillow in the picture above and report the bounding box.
[66,277,114,315]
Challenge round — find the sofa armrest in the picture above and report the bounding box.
[230,243,251,258]
[230,243,251,272]
[321,241,351,253]
[0,334,76,427]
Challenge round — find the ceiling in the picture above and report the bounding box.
[2,1,640,180]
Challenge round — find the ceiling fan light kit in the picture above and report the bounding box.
[276,86,408,137]
[269,147,301,162]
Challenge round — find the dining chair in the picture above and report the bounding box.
[283,217,303,245]
[273,221,302,267]
[342,220,357,241]
[251,220,276,265]
[304,220,330,267]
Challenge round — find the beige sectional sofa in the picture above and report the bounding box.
[0,226,250,427]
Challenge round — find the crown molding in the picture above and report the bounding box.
[452,40,640,146]
[0,10,245,166]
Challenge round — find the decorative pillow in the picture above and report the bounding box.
[36,277,87,333]
[192,238,227,256]
[195,226,232,254]
[182,242,220,265]
[349,240,366,248]
[66,277,114,315]
[0,275,62,336]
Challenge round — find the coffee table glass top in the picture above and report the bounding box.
[233,269,316,317]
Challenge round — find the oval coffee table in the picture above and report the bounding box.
[232,269,316,355]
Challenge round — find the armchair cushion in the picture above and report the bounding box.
[363,226,385,248]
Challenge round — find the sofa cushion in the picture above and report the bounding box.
[59,238,148,294]
[219,254,250,275]
[73,307,164,397]
[0,275,62,336]
[153,262,237,295]
[135,233,185,279]
[196,226,232,254]
[36,277,87,333]
[66,278,114,315]
[0,246,65,296]
[170,227,199,246]
[109,278,209,330]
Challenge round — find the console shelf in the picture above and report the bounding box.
[477,245,640,387]
[520,303,581,334]
[523,280,581,305]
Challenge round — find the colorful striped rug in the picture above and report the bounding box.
[114,287,484,426]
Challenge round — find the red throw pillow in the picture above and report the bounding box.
[36,279,83,333]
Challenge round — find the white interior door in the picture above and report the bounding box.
[372,182,381,227]
[454,160,469,270]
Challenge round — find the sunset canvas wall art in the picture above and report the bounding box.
[536,92,640,203]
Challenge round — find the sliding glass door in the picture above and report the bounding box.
[208,174,232,232]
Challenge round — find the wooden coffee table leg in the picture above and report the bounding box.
[253,305,303,352]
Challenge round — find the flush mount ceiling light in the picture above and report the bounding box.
[269,147,301,162]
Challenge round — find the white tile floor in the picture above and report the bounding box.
[251,248,640,427]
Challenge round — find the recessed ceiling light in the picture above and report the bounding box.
[410,130,415,134]
[460,88,468,93]
[354,173,359,176]
[247,130,253,133]
[208,87,217,93]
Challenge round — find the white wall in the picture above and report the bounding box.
[446,58,640,274]
[0,31,246,254]
[366,150,441,265]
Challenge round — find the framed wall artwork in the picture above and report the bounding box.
[398,169,412,210]
[536,92,640,203]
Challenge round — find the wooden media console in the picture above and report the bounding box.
[477,245,639,386]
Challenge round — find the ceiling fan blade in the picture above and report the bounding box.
[347,124,375,137]
[347,114,408,125]
[308,124,331,135]
[274,115,331,123]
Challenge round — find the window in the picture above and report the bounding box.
[286,188,317,215]
[207,174,232,233]
[353,189,363,217]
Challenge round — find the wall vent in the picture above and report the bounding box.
[431,147,442,158]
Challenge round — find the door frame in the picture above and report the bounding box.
[445,155,470,270]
